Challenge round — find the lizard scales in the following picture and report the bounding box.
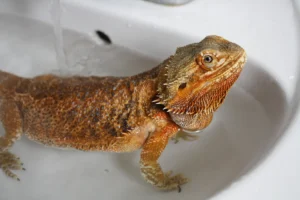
[0,35,246,191]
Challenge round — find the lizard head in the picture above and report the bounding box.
[156,35,247,131]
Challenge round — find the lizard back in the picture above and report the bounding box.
[0,69,160,150]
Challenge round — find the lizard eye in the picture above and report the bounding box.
[197,54,216,70]
[203,55,213,63]
[196,52,217,70]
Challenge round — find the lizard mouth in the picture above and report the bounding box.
[207,51,247,84]
[218,51,246,77]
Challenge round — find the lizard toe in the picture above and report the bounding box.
[0,151,24,180]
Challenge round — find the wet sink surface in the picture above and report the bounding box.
[0,0,298,197]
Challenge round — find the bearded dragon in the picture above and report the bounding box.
[0,35,246,192]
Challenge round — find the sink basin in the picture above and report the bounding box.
[0,0,299,200]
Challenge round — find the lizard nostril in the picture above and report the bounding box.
[178,83,187,90]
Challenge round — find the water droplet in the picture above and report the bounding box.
[288,75,295,80]
[127,23,132,28]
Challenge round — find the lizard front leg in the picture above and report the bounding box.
[0,100,25,181]
[140,121,188,192]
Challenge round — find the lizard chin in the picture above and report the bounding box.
[182,129,203,134]
[170,112,213,131]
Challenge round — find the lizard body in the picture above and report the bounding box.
[0,35,246,191]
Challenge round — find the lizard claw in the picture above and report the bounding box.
[160,171,189,192]
[0,151,24,181]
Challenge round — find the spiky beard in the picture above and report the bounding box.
[155,70,241,115]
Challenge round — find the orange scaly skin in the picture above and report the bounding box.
[0,35,246,191]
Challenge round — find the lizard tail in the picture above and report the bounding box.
[0,70,22,97]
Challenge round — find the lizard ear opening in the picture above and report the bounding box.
[178,83,187,90]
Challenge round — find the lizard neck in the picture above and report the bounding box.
[129,64,162,84]
[123,62,166,111]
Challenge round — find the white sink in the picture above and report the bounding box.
[0,0,299,200]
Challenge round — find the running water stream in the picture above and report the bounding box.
[49,0,68,70]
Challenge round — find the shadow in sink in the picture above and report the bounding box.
[112,59,287,199]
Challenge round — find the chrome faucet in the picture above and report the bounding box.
[145,0,194,5]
